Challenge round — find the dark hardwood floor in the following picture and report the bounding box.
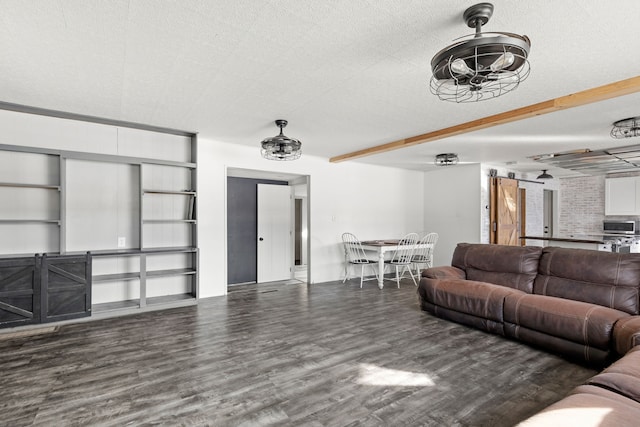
[0,279,597,426]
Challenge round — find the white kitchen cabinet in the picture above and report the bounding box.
[605,176,640,215]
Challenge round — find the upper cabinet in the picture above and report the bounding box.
[605,176,640,215]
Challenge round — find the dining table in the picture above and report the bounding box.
[359,239,432,289]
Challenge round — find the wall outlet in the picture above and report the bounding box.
[117,237,126,248]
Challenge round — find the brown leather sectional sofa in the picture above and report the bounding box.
[418,243,640,426]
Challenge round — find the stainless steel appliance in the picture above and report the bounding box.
[603,220,640,235]
[600,220,640,252]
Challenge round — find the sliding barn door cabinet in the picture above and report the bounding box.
[0,253,91,328]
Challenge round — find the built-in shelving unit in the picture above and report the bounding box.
[0,113,198,326]
[141,162,197,251]
[91,247,198,316]
[0,151,62,255]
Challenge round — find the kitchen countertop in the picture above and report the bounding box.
[522,235,605,244]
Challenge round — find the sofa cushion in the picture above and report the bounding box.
[588,346,640,403]
[419,277,525,323]
[534,247,640,315]
[504,293,630,351]
[613,316,640,355]
[517,384,640,427]
[420,265,466,280]
[451,243,542,292]
[503,323,611,365]
[420,301,505,335]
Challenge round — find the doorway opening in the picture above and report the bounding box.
[543,189,555,238]
[226,168,310,290]
[294,196,308,281]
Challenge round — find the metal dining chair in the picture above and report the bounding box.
[384,232,419,288]
[341,232,379,288]
[411,232,439,281]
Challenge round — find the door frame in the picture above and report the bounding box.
[294,196,308,267]
[519,188,526,246]
[543,189,554,238]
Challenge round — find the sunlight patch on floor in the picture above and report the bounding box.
[518,406,612,426]
[357,363,436,387]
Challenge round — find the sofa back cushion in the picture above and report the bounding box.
[451,243,543,292]
[534,247,640,315]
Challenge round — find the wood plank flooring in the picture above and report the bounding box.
[0,279,598,426]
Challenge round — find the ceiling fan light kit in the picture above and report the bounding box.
[260,119,302,161]
[430,2,531,103]
[611,117,640,139]
[434,153,459,166]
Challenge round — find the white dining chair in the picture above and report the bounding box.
[384,232,419,288]
[341,232,378,288]
[411,232,439,281]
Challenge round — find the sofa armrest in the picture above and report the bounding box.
[421,266,466,280]
[613,316,640,355]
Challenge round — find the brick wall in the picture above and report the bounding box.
[558,175,605,235]
[558,171,640,235]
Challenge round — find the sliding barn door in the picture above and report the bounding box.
[0,256,40,327]
[490,177,519,245]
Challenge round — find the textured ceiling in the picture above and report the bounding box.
[2,1,640,176]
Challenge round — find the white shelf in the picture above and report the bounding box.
[143,189,196,195]
[0,182,60,190]
[93,272,140,283]
[142,219,196,224]
[0,219,59,224]
[147,268,196,278]
[92,299,140,313]
[89,246,198,256]
[92,294,196,316]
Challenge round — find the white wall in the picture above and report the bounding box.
[0,109,193,159]
[423,164,482,267]
[198,137,425,297]
[424,164,552,266]
[0,108,426,300]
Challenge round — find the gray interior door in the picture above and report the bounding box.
[226,177,287,285]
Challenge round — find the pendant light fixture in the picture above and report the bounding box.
[260,119,302,161]
[430,2,531,103]
[611,117,640,139]
[537,170,553,180]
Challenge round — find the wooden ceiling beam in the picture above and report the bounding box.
[329,75,640,163]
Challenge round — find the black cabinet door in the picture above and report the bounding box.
[0,256,40,328]
[41,254,91,323]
